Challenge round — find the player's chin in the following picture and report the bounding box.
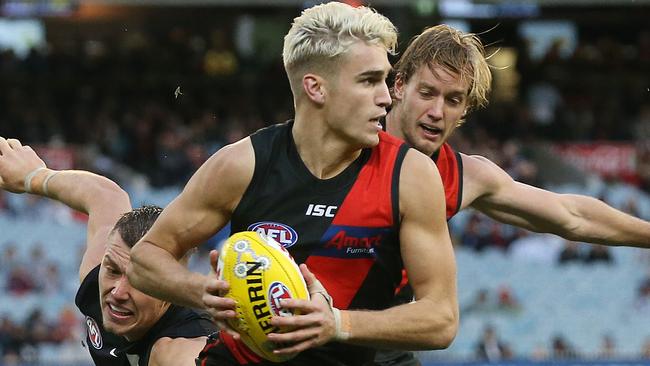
[358,132,380,148]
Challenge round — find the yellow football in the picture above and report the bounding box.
[216,231,309,362]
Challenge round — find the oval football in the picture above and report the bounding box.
[217,231,309,362]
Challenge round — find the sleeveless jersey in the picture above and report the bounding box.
[394,142,463,302]
[229,121,409,365]
[75,266,217,366]
[431,142,463,220]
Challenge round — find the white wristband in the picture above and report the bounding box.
[24,167,46,193]
[332,307,350,341]
[42,171,60,196]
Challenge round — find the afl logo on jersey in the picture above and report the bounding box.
[248,222,298,248]
[85,316,102,349]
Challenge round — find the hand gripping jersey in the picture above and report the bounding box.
[227,121,409,365]
[75,266,217,366]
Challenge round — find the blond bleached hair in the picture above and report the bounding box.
[283,1,397,94]
[394,24,492,113]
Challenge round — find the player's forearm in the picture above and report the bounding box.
[29,168,130,215]
[340,298,458,350]
[562,194,650,248]
[128,240,206,309]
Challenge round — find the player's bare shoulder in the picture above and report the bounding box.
[399,149,444,216]
[186,137,255,211]
[460,153,514,204]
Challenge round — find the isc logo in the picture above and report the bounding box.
[305,204,337,218]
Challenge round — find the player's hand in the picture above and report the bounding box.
[203,249,240,340]
[266,264,337,355]
[0,137,47,193]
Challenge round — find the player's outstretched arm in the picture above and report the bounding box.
[268,150,458,353]
[0,137,131,282]
[127,138,254,313]
[462,154,650,248]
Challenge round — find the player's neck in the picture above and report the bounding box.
[384,110,403,140]
[292,114,362,180]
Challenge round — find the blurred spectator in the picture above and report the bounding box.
[5,266,37,296]
[634,271,650,310]
[0,244,20,276]
[497,285,522,313]
[475,325,513,361]
[641,337,650,359]
[598,334,617,359]
[585,245,613,265]
[551,334,579,359]
[558,240,583,265]
[462,288,494,314]
[0,316,25,364]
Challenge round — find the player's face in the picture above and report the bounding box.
[98,233,168,341]
[324,42,392,148]
[390,64,469,156]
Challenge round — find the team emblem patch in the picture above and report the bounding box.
[85,316,102,349]
[248,222,298,248]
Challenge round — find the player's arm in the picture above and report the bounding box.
[0,137,131,282]
[148,336,208,366]
[269,150,458,352]
[462,153,650,247]
[342,150,458,349]
[127,139,254,311]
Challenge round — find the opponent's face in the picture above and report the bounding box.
[389,64,469,156]
[324,42,392,148]
[98,233,168,341]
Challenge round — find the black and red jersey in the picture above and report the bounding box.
[226,121,409,365]
[431,142,463,220]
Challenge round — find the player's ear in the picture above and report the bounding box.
[302,74,326,105]
[392,73,405,101]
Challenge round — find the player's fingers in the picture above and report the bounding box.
[278,298,317,313]
[268,328,317,344]
[270,332,320,354]
[216,321,241,339]
[205,278,230,294]
[6,138,22,149]
[0,137,11,155]
[209,250,219,272]
[203,293,236,308]
[207,309,237,321]
[299,263,317,285]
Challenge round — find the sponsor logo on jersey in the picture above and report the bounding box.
[317,226,393,258]
[85,316,102,349]
[248,222,298,248]
[268,282,293,317]
[305,204,338,218]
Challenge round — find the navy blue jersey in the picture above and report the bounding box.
[75,265,217,366]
